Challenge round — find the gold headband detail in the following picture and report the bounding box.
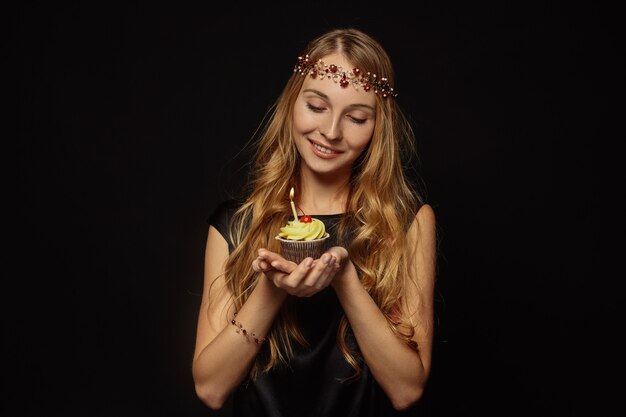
[294,54,397,98]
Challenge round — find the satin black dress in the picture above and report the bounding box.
[208,200,418,417]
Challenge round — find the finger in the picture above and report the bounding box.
[270,259,297,274]
[318,267,337,290]
[252,256,271,272]
[258,248,281,261]
[312,256,340,291]
[252,258,262,272]
[296,255,336,297]
[280,257,314,291]
[301,253,333,287]
[326,246,349,262]
[259,249,297,274]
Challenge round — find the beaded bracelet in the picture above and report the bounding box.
[231,312,266,345]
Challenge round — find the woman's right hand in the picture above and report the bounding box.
[252,248,340,297]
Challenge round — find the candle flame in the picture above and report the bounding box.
[289,187,294,200]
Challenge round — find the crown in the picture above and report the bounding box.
[294,54,397,98]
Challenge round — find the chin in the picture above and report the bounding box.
[303,159,352,177]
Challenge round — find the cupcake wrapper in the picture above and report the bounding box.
[275,234,330,264]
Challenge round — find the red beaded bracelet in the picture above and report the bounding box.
[231,312,266,345]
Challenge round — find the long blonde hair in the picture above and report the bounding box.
[221,28,424,379]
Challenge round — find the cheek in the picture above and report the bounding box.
[292,105,317,135]
[347,126,374,153]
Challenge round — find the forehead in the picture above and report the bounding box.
[299,53,377,107]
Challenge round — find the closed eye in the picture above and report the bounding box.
[306,103,325,113]
[307,103,368,125]
[349,116,367,125]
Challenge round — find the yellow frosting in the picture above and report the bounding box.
[279,218,326,241]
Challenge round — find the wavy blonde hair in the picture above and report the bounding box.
[221,28,424,379]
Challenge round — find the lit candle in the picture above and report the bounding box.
[289,187,299,222]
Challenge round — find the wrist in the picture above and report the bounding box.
[257,273,288,301]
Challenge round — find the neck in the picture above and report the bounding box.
[297,167,350,215]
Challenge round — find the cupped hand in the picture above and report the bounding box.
[252,247,348,297]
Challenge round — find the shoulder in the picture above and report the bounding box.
[211,199,240,216]
[416,203,435,228]
[207,199,244,253]
[207,199,240,227]
[408,203,436,244]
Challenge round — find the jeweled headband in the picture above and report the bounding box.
[294,54,398,98]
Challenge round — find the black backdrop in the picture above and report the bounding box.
[11,3,620,417]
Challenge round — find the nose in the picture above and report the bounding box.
[320,114,342,141]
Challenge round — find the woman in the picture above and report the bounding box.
[193,28,436,416]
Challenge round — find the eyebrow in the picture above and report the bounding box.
[302,89,376,111]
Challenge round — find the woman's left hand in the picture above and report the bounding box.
[255,247,349,297]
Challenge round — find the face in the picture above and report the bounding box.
[292,53,376,179]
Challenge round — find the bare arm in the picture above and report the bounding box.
[331,204,436,410]
[256,205,437,409]
[192,226,287,409]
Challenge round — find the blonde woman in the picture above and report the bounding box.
[193,28,436,416]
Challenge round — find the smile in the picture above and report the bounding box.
[308,139,343,159]
[314,143,336,154]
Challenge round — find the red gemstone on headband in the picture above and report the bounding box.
[294,56,395,98]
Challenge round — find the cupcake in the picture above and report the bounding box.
[275,215,330,263]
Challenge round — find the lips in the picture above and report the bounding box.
[308,139,343,159]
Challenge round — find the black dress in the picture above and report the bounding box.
[208,200,416,417]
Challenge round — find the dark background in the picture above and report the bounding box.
[11,3,620,417]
